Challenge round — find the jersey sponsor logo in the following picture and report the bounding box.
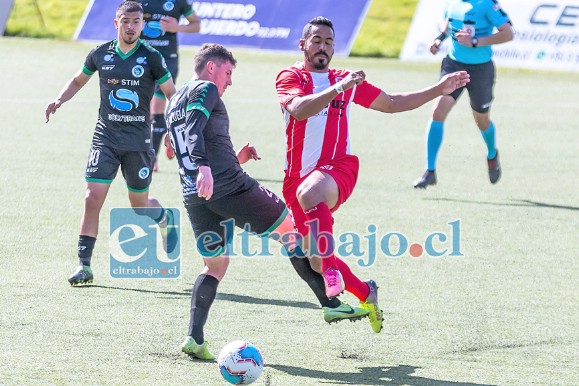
[109,89,139,112]
[104,54,114,62]
[132,65,145,78]
[136,56,147,65]
[108,78,119,85]
[163,1,175,12]
[143,21,164,38]
[108,114,146,122]
[138,167,150,179]
[102,65,115,71]
[122,79,140,86]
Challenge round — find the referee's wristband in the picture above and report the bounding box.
[334,82,344,94]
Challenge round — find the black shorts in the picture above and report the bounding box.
[441,56,495,113]
[85,143,155,192]
[185,180,288,257]
[153,56,179,98]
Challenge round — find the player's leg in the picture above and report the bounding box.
[303,158,383,332]
[182,203,229,360]
[270,212,369,324]
[122,150,178,252]
[468,60,501,183]
[415,57,463,189]
[68,145,117,285]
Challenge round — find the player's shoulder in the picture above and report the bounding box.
[276,62,308,82]
[187,79,219,95]
[90,40,115,54]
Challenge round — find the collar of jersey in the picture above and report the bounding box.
[114,39,142,60]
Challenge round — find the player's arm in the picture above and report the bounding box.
[474,22,514,47]
[160,13,201,34]
[282,71,365,121]
[45,69,91,123]
[368,71,470,113]
[184,83,220,199]
[159,77,176,101]
[430,19,450,55]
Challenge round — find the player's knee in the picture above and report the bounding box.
[296,185,319,209]
[84,189,105,212]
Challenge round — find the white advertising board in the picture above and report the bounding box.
[400,0,579,72]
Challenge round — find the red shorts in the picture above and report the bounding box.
[282,155,359,236]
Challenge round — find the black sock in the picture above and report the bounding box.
[188,274,219,344]
[78,235,96,267]
[287,246,340,308]
[151,114,167,157]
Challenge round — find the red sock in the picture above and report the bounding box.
[335,258,370,301]
[304,203,337,271]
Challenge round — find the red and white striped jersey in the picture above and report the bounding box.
[276,62,381,178]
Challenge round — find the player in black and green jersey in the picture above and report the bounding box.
[45,1,177,286]
[166,44,369,360]
[135,0,201,170]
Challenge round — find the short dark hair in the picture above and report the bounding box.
[302,16,334,39]
[194,43,237,75]
[116,1,143,19]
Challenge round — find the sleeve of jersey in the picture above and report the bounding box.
[275,69,305,108]
[486,0,511,27]
[151,51,172,84]
[181,0,194,17]
[82,48,98,75]
[352,81,382,108]
[184,83,219,167]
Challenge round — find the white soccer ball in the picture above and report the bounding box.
[217,340,264,385]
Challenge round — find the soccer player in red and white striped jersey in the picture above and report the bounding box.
[276,16,469,333]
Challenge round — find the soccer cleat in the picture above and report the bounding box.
[181,336,215,360]
[323,301,369,324]
[160,209,178,254]
[359,280,383,333]
[487,150,501,184]
[165,135,175,160]
[68,265,93,286]
[322,268,344,298]
[414,170,437,189]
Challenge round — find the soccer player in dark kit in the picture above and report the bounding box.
[45,1,177,285]
[166,43,369,360]
[135,0,201,170]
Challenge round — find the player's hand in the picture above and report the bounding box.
[341,70,366,91]
[438,71,470,95]
[455,30,474,47]
[430,41,441,55]
[197,166,214,200]
[160,16,179,33]
[44,100,61,123]
[236,143,261,164]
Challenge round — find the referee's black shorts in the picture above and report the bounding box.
[441,56,495,113]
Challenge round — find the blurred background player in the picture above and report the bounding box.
[44,1,176,285]
[166,44,369,359]
[135,0,201,171]
[275,16,470,333]
[413,0,513,188]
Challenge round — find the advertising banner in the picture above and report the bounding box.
[400,0,579,72]
[0,0,14,36]
[75,0,372,56]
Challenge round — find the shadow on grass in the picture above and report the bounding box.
[424,198,579,211]
[268,364,496,386]
[80,286,318,309]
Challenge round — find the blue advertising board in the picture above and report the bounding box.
[75,0,372,56]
